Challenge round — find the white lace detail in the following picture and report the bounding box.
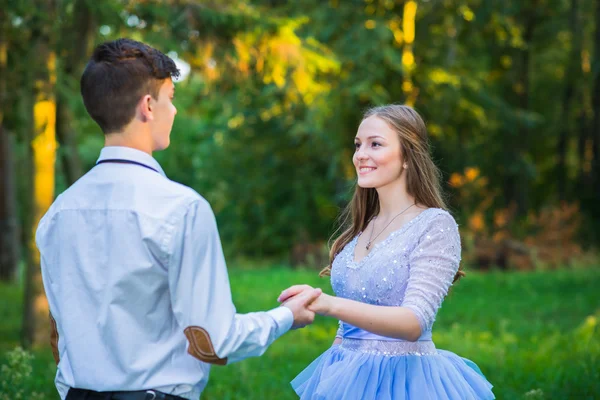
[340,338,437,356]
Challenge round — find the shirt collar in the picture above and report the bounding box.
[97,146,167,177]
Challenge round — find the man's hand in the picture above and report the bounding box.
[279,284,335,317]
[277,284,314,303]
[280,286,322,329]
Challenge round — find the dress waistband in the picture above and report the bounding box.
[341,322,433,341]
[340,338,437,356]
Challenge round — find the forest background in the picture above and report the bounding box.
[0,0,598,399]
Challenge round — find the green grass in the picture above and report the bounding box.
[1,267,599,399]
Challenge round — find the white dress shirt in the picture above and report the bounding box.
[36,146,293,399]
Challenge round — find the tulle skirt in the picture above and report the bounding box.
[291,342,494,400]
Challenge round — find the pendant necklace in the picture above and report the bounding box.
[366,203,416,250]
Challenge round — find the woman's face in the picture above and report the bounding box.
[353,115,405,189]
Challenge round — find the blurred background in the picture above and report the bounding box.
[0,0,599,399]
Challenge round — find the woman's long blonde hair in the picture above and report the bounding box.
[320,105,464,283]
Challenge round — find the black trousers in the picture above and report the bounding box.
[65,388,186,400]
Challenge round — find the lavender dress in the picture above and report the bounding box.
[291,208,495,399]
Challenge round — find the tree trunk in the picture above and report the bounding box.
[557,0,581,200]
[56,95,83,184]
[0,131,19,282]
[55,0,97,185]
[592,0,600,195]
[22,0,57,348]
[578,112,590,182]
[401,0,418,106]
[511,4,538,215]
[21,92,37,349]
[0,7,19,282]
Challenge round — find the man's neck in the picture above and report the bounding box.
[104,131,153,156]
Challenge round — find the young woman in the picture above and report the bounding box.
[279,105,495,399]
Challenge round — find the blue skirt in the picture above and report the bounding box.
[291,343,494,399]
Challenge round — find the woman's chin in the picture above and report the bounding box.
[357,179,377,189]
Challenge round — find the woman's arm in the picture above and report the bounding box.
[308,294,423,341]
[279,289,422,342]
[279,212,461,342]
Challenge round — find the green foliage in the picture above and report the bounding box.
[0,347,45,400]
[1,267,599,399]
[4,0,600,259]
[204,267,600,400]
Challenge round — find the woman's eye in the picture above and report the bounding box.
[354,142,361,150]
[372,142,381,147]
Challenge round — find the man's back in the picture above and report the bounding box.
[37,147,208,398]
[38,38,320,400]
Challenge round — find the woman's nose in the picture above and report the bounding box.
[355,148,368,160]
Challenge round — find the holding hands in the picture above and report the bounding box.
[279,285,335,329]
[279,285,323,329]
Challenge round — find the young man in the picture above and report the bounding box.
[36,38,321,400]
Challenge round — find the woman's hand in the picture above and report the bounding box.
[278,285,423,341]
[306,292,335,316]
[278,284,315,303]
[278,284,336,316]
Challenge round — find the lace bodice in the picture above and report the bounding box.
[331,208,461,335]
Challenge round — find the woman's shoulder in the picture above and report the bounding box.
[410,208,461,258]
[420,207,457,224]
[418,208,460,235]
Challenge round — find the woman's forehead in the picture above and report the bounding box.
[356,116,395,139]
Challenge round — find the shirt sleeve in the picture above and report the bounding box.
[168,199,293,365]
[402,212,461,333]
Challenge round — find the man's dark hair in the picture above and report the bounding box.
[80,38,180,134]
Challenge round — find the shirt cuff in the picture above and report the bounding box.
[267,306,294,338]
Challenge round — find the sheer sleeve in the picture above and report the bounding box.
[402,212,461,333]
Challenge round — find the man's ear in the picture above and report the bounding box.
[138,94,153,122]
